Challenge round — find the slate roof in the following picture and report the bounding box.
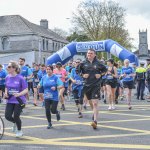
[0,15,68,43]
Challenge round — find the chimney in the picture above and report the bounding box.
[40,19,48,29]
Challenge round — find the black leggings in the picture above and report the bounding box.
[45,99,59,123]
[28,82,34,93]
[5,103,22,130]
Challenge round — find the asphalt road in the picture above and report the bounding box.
[0,94,150,150]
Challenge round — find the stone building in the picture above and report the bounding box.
[0,15,68,66]
[134,29,150,60]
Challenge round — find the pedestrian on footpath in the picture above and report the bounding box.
[4,61,28,137]
[135,62,146,100]
[78,49,107,129]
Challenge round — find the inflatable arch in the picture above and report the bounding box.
[46,39,138,66]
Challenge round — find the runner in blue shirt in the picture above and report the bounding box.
[100,61,107,104]
[19,58,32,101]
[39,65,63,129]
[31,64,41,106]
[70,59,83,118]
[120,59,135,109]
[38,64,47,105]
[115,62,123,104]
[19,58,32,80]
[65,61,74,99]
[0,64,7,103]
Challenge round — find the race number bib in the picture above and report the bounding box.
[56,74,62,78]
[8,89,19,95]
[107,75,113,80]
[76,80,82,85]
[126,74,130,78]
[35,79,39,82]
[44,92,53,99]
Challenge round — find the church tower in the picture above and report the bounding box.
[139,29,148,56]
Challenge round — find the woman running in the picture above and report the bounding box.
[39,65,63,129]
[53,62,67,110]
[32,64,40,106]
[5,61,28,137]
[121,59,135,109]
[105,59,118,110]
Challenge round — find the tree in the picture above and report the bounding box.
[72,0,104,40]
[101,1,134,49]
[72,0,134,58]
[52,27,68,39]
[66,32,91,42]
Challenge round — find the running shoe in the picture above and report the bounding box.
[103,99,106,104]
[16,130,23,138]
[115,100,118,104]
[91,121,97,129]
[120,96,124,101]
[128,106,132,110]
[112,106,116,110]
[56,111,60,121]
[83,105,87,110]
[108,106,112,110]
[62,104,65,111]
[47,122,52,129]
[78,112,83,118]
[12,123,17,133]
[77,108,80,112]
[33,103,37,106]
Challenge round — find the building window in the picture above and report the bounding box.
[43,57,46,64]
[52,42,55,51]
[42,38,45,50]
[2,37,9,50]
[46,40,48,51]
[55,43,57,51]
[58,43,61,49]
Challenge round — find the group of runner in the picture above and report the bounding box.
[0,48,150,137]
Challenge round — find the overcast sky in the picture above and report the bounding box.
[0,0,150,51]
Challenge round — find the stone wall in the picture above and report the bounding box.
[0,51,35,66]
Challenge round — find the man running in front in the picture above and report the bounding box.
[78,49,107,129]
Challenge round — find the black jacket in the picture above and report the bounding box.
[78,57,107,86]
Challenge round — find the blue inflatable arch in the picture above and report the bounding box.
[46,39,138,66]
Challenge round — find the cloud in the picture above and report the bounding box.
[116,0,150,18]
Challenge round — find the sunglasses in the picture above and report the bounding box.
[7,65,15,69]
[76,62,80,63]
[7,66,12,68]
